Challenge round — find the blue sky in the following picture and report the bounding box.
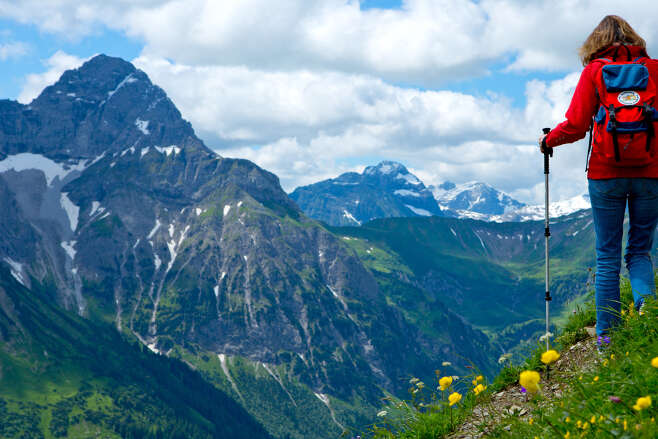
[1,1,650,203]
[0,18,141,99]
[0,0,564,107]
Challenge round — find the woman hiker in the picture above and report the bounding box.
[539,15,658,350]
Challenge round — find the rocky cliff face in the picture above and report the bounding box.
[0,55,496,436]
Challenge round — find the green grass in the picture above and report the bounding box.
[362,370,491,438]
[364,274,658,438]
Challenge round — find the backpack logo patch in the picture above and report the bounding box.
[618,91,641,106]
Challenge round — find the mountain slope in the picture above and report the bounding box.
[0,55,501,437]
[331,211,598,342]
[0,265,272,438]
[289,161,443,226]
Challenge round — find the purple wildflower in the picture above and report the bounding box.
[597,335,611,345]
[609,396,622,403]
[520,387,527,394]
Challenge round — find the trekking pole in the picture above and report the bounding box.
[542,128,552,352]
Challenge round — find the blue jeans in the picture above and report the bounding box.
[588,178,658,337]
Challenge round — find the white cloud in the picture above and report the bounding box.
[3,0,658,82]
[0,41,29,60]
[132,54,586,202]
[18,51,89,104]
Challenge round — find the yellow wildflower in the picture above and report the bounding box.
[519,370,541,393]
[409,377,419,384]
[624,420,627,431]
[416,381,425,389]
[593,376,599,382]
[602,359,609,367]
[528,417,534,425]
[541,349,560,365]
[473,384,486,395]
[633,396,652,411]
[448,392,462,406]
[590,415,596,424]
[576,420,582,428]
[439,376,453,391]
[599,415,604,422]
[582,421,590,430]
[565,417,571,423]
[476,375,483,382]
[651,357,658,368]
[626,351,629,356]
[564,431,570,438]
[610,353,615,360]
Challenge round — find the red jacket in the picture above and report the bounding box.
[546,45,658,179]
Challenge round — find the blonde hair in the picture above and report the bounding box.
[579,15,646,66]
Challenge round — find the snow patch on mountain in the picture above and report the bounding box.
[343,210,361,225]
[394,189,421,197]
[405,205,431,216]
[60,193,79,231]
[135,118,150,135]
[3,257,25,286]
[60,241,77,260]
[0,153,86,186]
[155,145,180,156]
[148,219,161,239]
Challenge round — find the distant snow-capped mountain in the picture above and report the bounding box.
[429,181,525,220]
[430,181,590,222]
[289,161,443,226]
[502,194,591,222]
[290,161,591,225]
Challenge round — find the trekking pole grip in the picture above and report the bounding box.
[542,128,552,174]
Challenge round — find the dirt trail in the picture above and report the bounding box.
[448,334,599,438]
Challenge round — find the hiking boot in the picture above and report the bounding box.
[597,335,611,356]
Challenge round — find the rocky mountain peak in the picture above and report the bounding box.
[34,54,139,105]
[364,160,406,175]
[7,54,197,160]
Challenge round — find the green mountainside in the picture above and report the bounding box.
[331,211,599,358]
[0,266,272,439]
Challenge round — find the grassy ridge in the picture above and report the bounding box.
[363,275,658,438]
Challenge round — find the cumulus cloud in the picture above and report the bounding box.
[133,54,585,202]
[0,41,29,60]
[18,51,88,103]
[2,0,657,82]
